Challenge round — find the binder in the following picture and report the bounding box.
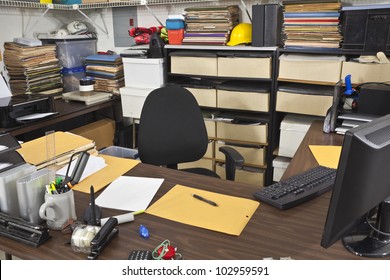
[264,4,283,47]
[252,4,265,47]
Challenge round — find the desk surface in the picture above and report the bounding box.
[0,121,365,260]
[0,96,121,137]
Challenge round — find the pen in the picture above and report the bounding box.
[192,193,218,207]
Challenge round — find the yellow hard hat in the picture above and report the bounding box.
[227,23,252,46]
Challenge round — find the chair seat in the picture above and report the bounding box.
[180,167,221,178]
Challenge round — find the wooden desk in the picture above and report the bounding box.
[0,96,121,139]
[0,122,366,260]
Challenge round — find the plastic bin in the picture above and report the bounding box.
[55,39,97,68]
[61,67,86,92]
[168,29,185,45]
[99,146,139,159]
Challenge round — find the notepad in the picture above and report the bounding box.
[146,185,260,236]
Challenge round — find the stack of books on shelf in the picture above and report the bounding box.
[182,5,239,45]
[3,42,63,95]
[282,1,342,49]
[85,54,125,94]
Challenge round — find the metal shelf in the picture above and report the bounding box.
[0,0,216,10]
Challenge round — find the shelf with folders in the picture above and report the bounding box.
[0,0,216,10]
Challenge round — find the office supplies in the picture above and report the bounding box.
[146,184,259,236]
[192,193,218,207]
[128,250,153,260]
[61,151,90,189]
[139,224,149,238]
[100,211,141,226]
[0,94,55,128]
[95,176,163,211]
[253,165,336,209]
[16,168,55,224]
[83,185,101,225]
[62,91,112,106]
[0,212,51,247]
[71,217,118,259]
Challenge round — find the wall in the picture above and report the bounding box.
[0,0,386,80]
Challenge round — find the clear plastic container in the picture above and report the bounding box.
[99,146,139,159]
[56,39,97,68]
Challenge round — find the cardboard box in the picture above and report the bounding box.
[217,57,272,78]
[273,156,291,182]
[341,61,390,85]
[217,89,269,112]
[185,87,217,107]
[215,142,266,166]
[276,91,333,117]
[170,52,217,76]
[215,164,265,187]
[120,86,154,119]
[278,54,344,84]
[279,114,321,158]
[205,119,216,138]
[70,118,115,150]
[216,122,267,144]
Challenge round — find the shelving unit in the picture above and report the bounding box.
[165,45,278,187]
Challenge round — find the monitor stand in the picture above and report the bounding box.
[342,198,390,258]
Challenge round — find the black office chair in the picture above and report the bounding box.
[138,85,244,180]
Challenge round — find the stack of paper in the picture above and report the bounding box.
[182,5,239,45]
[3,42,63,95]
[282,2,342,49]
[85,54,125,94]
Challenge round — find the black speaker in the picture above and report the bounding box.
[252,4,283,47]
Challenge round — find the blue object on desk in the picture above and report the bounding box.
[139,224,149,238]
[344,74,353,95]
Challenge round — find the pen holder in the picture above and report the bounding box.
[39,189,77,230]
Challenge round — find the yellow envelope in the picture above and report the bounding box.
[72,154,139,193]
[309,145,342,169]
[146,185,260,236]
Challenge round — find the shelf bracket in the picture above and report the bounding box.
[23,4,53,37]
[73,5,109,35]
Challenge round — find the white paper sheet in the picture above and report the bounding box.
[56,155,107,182]
[95,176,164,211]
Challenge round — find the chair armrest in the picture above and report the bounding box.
[218,146,244,181]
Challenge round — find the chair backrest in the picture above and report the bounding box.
[138,86,208,167]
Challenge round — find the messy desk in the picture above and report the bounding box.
[0,121,375,260]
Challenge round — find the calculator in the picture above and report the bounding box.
[128,250,153,260]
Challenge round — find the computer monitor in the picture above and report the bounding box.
[321,114,390,258]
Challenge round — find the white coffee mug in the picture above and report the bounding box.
[39,189,77,230]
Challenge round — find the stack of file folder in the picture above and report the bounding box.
[282,1,342,49]
[85,54,125,93]
[3,42,63,95]
[182,5,239,45]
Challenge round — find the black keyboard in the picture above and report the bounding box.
[254,166,337,209]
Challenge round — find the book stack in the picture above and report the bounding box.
[182,5,239,45]
[3,42,63,95]
[282,1,342,49]
[85,54,125,94]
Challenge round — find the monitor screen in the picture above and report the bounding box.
[321,114,390,257]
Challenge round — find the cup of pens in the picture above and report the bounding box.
[39,179,77,230]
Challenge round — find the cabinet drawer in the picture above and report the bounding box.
[170,53,217,76]
[204,141,214,158]
[215,142,266,166]
[178,158,214,170]
[185,87,217,107]
[341,61,390,85]
[276,91,332,117]
[217,57,272,78]
[215,164,265,187]
[216,122,267,144]
[278,54,344,84]
[205,119,216,138]
[217,89,269,112]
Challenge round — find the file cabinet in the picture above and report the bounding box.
[166,45,278,187]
